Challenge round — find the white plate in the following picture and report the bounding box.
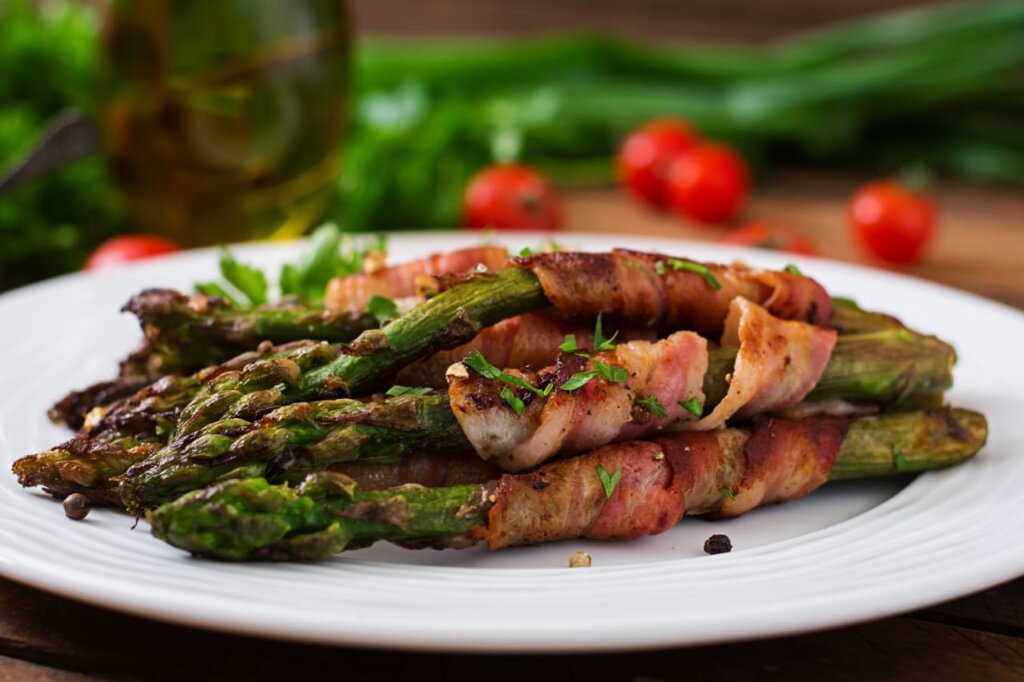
[1,232,1022,652]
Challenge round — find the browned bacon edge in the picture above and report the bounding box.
[325,246,509,314]
[513,249,833,337]
[478,415,851,550]
[398,313,657,389]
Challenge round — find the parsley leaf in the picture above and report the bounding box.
[367,294,399,323]
[783,264,803,276]
[596,464,622,498]
[195,281,244,307]
[500,386,525,415]
[218,250,269,306]
[892,443,907,471]
[385,385,432,397]
[667,259,721,290]
[593,312,619,351]
[519,246,534,257]
[560,369,599,391]
[462,350,552,396]
[679,397,704,417]
[279,223,387,305]
[561,361,627,392]
[721,486,736,500]
[654,260,666,276]
[559,334,578,353]
[635,395,667,418]
[594,361,628,383]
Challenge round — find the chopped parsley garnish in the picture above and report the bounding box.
[385,385,432,397]
[593,312,618,351]
[560,370,599,391]
[596,464,622,498]
[519,246,534,257]
[595,361,627,382]
[667,259,721,290]
[500,386,525,415]
[462,350,553,397]
[721,486,736,501]
[635,395,667,418]
[892,443,907,471]
[679,397,704,417]
[654,260,666,276]
[559,334,578,353]
[783,264,803,276]
[367,294,399,323]
[560,361,627,391]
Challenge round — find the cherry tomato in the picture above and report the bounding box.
[722,221,819,256]
[618,118,700,207]
[848,181,936,264]
[85,235,180,271]
[666,143,749,224]
[463,164,563,231]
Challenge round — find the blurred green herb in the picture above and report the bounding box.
[195,223,386,306]
[5,1,1024,291]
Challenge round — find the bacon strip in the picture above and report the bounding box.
[514,249,833,337]
[448,332,708,472]
[325,246,509,314]
[681,298,837,431]
[397,314,657,389]
[481,416,851,549]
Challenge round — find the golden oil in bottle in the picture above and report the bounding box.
[98,0,350,245]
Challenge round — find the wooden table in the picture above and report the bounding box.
[2,171,1023,680]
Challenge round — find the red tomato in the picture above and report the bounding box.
[463,164,563,231]
[849,181,936,264]
[666,143,749,224]
[618,118,700,207]
[85,235,180,271]
[723,221,819,256]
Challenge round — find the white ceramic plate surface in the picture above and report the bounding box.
[1,232,1022,652]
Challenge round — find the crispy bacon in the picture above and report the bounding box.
[481,416,851,549]
[513,249,833,336]
[325,246,509,314]
[397,314,657,389]
[681,298,837,431]
[447,332,708,472]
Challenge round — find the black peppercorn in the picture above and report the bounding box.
[63,493,91,521]
[703,534,732,555]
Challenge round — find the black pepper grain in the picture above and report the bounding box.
[703,534,732,555]
[63,493,90,521]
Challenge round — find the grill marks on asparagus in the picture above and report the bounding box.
[148,409,987,561]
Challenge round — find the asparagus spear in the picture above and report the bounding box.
[120,326,952,509]
[48,291,380,428]
[171,268,548,439]
[148,408,986,561]
[124,288,378,356]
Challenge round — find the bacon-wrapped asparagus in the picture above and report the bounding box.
[15,324,954,510]
[147,408,987,561]
[174,252,834,438]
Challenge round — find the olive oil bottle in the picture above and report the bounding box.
[98,0,349,245]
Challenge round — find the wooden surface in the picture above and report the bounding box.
[2,173,1022,680]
